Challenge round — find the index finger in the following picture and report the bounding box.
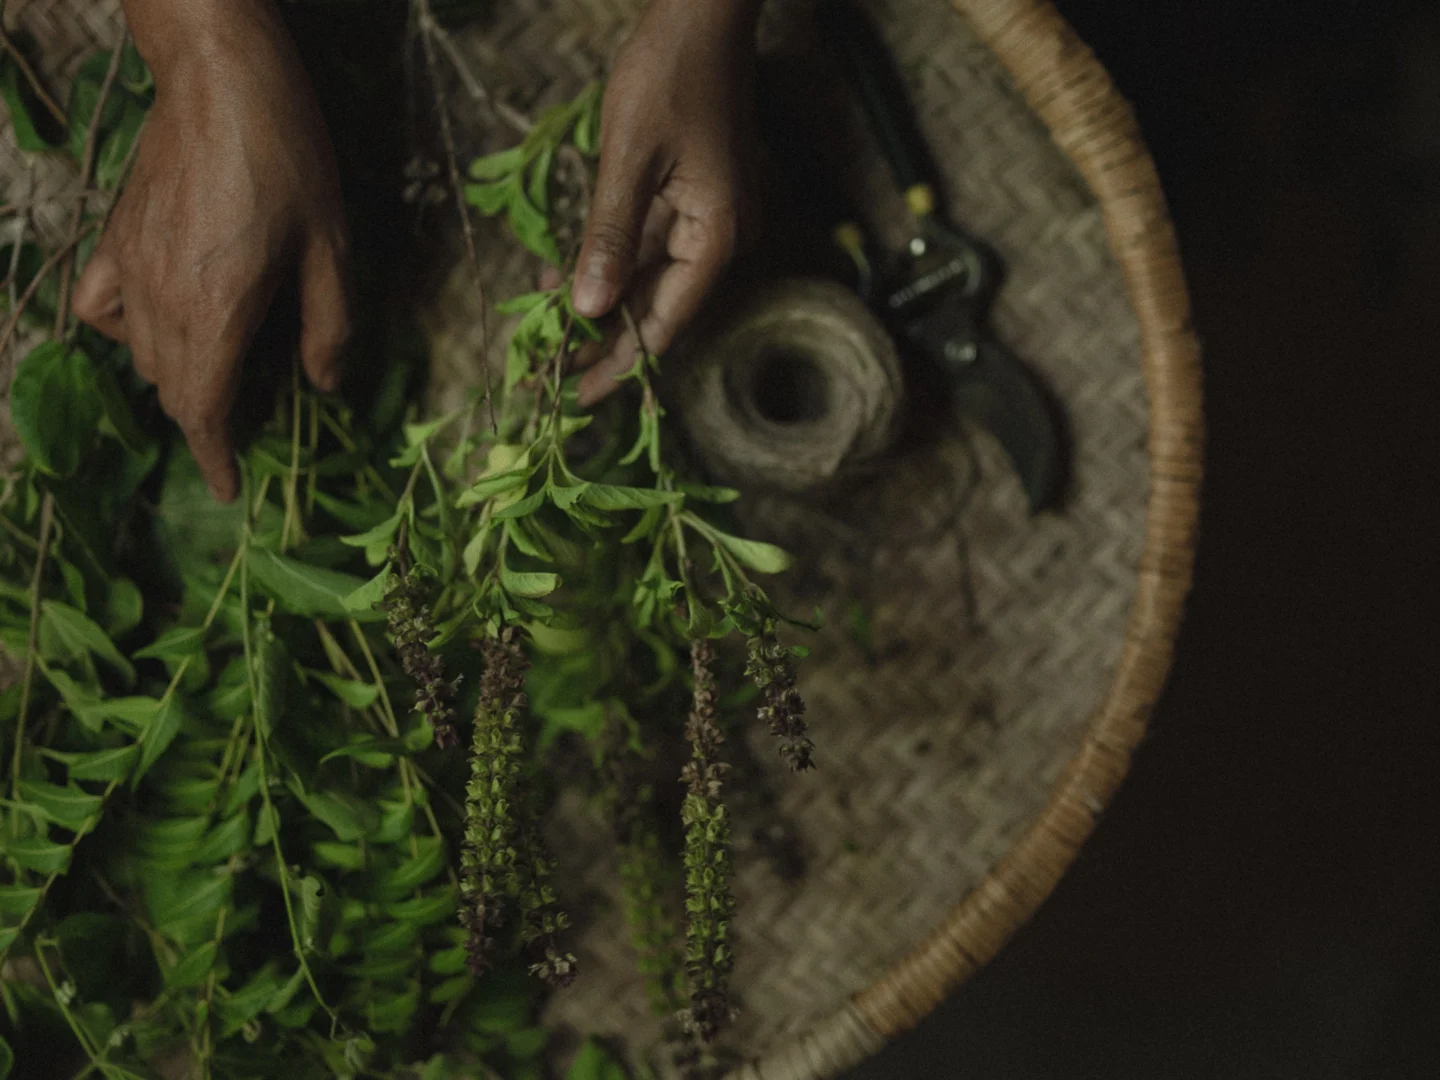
[171,330,253,504]
[577,211,735,405]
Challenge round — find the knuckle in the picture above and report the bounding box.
[585,219,638,262]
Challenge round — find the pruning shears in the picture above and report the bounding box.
[764,0,1069,513]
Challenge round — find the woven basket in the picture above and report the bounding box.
[1,1,1201,1077]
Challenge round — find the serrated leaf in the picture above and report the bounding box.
[296,789,379,843]
[313,842,366,871]
[0,885,44,917]
[384,886,458,925]
[318,736,404,768]
[504,517,552,562]
[342,563,393,615]
[16,779,103,827]
[501,563,560,599]
[713,532,794,574]
[549,481,590,509]
[135,695,186,782]
[10,342,102,477]
[45,743,136,789]
[373,837,446,901]
[456,467,533,508]
[308,671,380,711]
[40,600,135,684]
[134,626,205,662]
[506,190,561,262]
[247,547,383,621]
[468,145,526,181]
[4,837,73,874]
[491,489,546,522]
[192,813,250,865]
[339,510,402,551]
[163,941,218,991]
[580,483,682,512]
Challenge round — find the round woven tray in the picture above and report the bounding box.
[2,1,1202,1077]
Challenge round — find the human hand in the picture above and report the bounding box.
[73,0,351,502]
[570,0,760,406]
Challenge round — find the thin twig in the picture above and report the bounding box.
[0,26,68,129]
[417,10,532,136]
[9,492,53,798]
[0,221,98,359]
[53,35,127,338]
[413,0,497,435]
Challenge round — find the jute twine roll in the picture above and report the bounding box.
[674,279,904,493]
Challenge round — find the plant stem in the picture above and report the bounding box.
[413,0,497,435]
[0,26,68,128]
[10,492,53,801]
[53,36,126,338]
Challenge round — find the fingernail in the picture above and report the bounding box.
[571,264,616,317]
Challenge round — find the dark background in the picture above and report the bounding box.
[851,1,1440,1077]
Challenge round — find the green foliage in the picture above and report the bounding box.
[1,59,810,1080]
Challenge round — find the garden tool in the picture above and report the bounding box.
[809,0,1070,512]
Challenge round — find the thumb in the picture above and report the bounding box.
[572,143,655,318]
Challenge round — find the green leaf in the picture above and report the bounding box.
[135,695,186,782]
[10,342,102,477]
[134,626,205,662]
[163,941,218,991]
[313,842,366,871]
[429,975,473,1005]
[318,735,403,768]
[46,744,140,783]
[308,671,380,710]
[192,813,251,865]
[506,190,562,263]
[339,510,402,552]
[0,1033,13,1079]
[549,481,590,510]
[0,885,43,918]
[246,546,383,621]
[580,484,682,512]
[456,467,533,507]
[4,837,73,874]
[294,875,328,954]
[491,489,546,522]
[216,962,288,1037]
[40,600,135,683]
[104,577,144,636]
[0,63,54,152]
[508,1027,550,1060]
[469,144,526,181]
[296,789,380,843]
[342,563,393,616]
[495,290,553,316]
[373,837,446,901]
[504,517,552,562]
[713,532,795,574]
[464,178,516,215]
[565,1038,630,1080]
[384,886,458,925]
[468,970,539,1033]
[679,482,741,504]
[16,779,103,827]
[501,563,560,599]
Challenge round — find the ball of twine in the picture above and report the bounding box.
[673,278,905,493]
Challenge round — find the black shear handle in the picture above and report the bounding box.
[817,0,936,203]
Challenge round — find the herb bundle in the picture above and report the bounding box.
[0,29,812,1080]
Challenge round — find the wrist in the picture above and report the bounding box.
[121,0,288,80]
[645,0,762,49]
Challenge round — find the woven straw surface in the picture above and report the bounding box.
[2,1,1201,1076]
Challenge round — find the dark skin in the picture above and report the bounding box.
[72,0,761,502]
